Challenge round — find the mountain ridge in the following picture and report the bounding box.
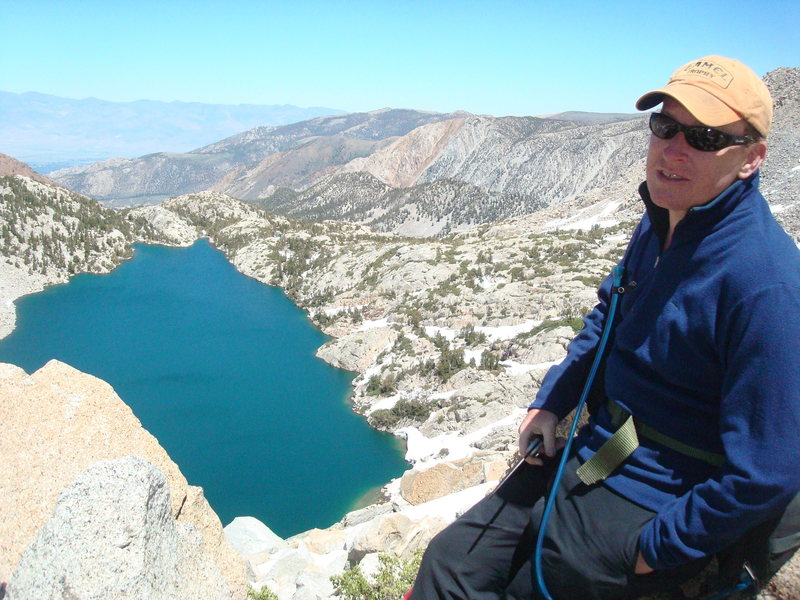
[50,109,467,207]
[50,109,652,237]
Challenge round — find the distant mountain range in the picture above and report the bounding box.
[50,108,650,235]
[0,91,344,170]
[49,108,470,204]
[8,67,799,240]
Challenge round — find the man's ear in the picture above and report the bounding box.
[738,141,767,179]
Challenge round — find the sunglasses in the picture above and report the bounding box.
[649,112,754,152]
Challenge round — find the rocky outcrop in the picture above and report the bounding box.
[230,493,470,600]
[6,456,231,600]
[316,325,398,372]
[399,454,509,505]
[762,558,800,599]
[0,360,247,597]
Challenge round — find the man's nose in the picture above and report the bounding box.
[662,131,691,160]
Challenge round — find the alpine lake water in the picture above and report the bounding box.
[0,239,408,537]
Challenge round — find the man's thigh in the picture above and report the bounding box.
[410,459,557,599]
[529,459,653,599]
[508,457,707,600]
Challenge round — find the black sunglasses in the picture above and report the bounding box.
[649,112,754,152]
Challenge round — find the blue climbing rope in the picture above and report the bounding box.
[534,264,624,600]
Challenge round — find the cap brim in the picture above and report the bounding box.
[635,83,741,128]
[636,90,666,111]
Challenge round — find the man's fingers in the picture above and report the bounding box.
[518,408,559,460]
[541,426,557,457]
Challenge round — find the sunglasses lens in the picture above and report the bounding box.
[685,128,728,152]
[649,113,678,139]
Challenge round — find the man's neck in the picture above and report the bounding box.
[664,209,688,251]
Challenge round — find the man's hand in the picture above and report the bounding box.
[518,408,560,465]
[634,552,654,575]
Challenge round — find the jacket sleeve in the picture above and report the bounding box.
[639,283,800,569]
[530,220,645,419]
[528,269,614,419]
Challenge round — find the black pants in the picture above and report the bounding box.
[410,455,709,600]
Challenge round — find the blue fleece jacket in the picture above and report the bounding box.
[531,172,800,570]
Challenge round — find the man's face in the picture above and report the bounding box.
[645,98,766,217]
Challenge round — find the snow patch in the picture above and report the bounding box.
[475,319,540,342]
[366,394,401,414]
[464,348,483,365]
[397,408,524,467]
[476,276,500,291]
[358,317,390,331]
[423,321,542,346]
[543,199,623,231]
[500,359,559,375]
[424,325,457,341]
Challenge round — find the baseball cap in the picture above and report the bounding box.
[636,55,773,138]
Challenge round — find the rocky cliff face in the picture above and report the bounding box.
[278,114,648,235]
[760,67,800,237]
[0,360,248,598]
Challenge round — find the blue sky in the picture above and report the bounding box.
[2,0,798,116]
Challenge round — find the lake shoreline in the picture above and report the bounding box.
[0,239,409,538]
[0,260,52,341]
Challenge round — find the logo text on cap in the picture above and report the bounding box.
[680,60,734,89]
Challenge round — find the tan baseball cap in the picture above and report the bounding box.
[636,55,773,138]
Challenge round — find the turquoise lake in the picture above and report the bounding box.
[0,239,408,537]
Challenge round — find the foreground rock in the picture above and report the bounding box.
[6,456,231,600]
[0,360,247,598]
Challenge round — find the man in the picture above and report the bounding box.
[409,56,800,599]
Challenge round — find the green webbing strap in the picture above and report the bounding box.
[607,401,726,468]
[576,415,639,485]
[577,403,727,485]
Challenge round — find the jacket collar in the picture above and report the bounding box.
[638,171,760,247]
